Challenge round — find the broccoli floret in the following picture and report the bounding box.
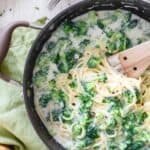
[130,141,145,150]
[57,53,69,73]
[105,128,115,135]
[123,110,148,127]
[87,56,102,68]
[86,125,99,139]
[63,21,75,34]
[87,11,97,26]
[106,31,131,55]
[134,88,141,103]
[57,48,82,73]
[36,52,50,68]
[122,89,134,103]
[69,79,77,88]
[51,108,62,121]
[77,124,99,148]
[97,19,105,29]
[75,21,88,36]
[66,48,82,69]
[52,39,82,73]
[125,11,132,22]
[39,93,51,107]
[103,96,123,110]
[79,93,93,112]
[48,37,72,64]
[48,79,56,90]
[33,66,48,87]
[46,41,55,52]
[127,19,138,29]
[82,81,96,96]
[97,14,118,30]
[98,73,107,83]
[79,39,90,50]
[63,20,88,36]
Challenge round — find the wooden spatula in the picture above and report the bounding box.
[107,41,150,78]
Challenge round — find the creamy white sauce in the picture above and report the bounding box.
[33,9,150,150]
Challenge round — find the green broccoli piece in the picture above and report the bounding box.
[87,56,102,68]
[39,93,51,107]
[87,11,97,26]
[79,93,93,112]
[97,14,118,30]
[33,66,48,87]
[51,109,62,121]
[98,73,107,83]
[48,79,56,90]
[69,79,78,89]
[46,41,55,52]
[130,141,145,150]
[125,11,132,22]
[103,96,123,110]
[134,88,141,103]
[75,21,88,36]
[63,21,75,34]
[82,81,96,96]
[63,20,88,36]
[53,39,81,73]
[49,37,72,64]
[122,89,134,103]
[86,125,99,139]
[97,19,105,29]
[36,52,50,68]
[57,53,69,73]
[66,48,82,69]
[106,31,131,55]
[79,39,90,50]
[127,19,138,29]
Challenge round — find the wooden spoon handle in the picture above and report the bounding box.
[119,41,150,78]
[0,21,29,65]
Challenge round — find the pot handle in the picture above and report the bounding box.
[0,21,30,64]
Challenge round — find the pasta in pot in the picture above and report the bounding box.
[33,10,150,150]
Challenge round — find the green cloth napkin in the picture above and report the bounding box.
[0,27,48,150]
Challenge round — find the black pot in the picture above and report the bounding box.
[23,0,150,149]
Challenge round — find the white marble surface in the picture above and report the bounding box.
[0,0,81,27]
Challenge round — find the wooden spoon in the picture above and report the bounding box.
[107,41,150,78]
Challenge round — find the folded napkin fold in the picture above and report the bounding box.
[0,27,48,150]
